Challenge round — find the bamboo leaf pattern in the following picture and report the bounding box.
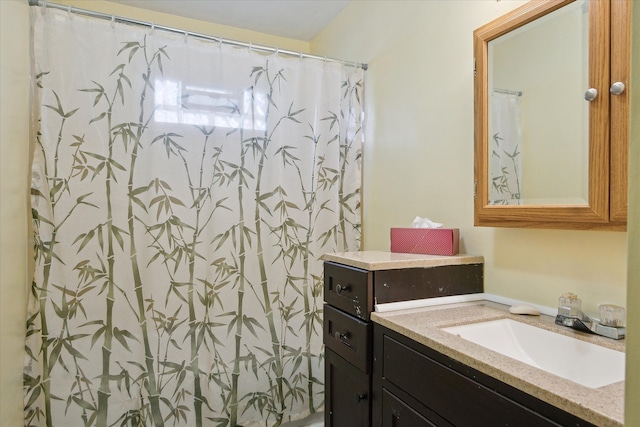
[490,132,522,204]
[490,92,523,205]
[26,9,362,427]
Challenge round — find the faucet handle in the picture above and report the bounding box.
[558,293,582,317]
[599,304,625,327]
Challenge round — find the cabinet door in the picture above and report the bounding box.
[609,0,631,223]
[325,349,370,427]
[381,389,441,427]
[473,0,628,230]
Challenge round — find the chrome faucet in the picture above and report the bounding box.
[555,294,625,340]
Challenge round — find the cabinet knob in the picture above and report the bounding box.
[610,82,625,95]
[584,88,598,102]
[334,331,349,341]
[335,283,350,294]
[354,392,368,403]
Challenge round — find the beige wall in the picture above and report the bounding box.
[625,2,639,424]
[1,0,636,425]
[1,1,30,425]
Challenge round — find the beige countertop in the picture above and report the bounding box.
[322,250,483,271]
[372,301,624,427]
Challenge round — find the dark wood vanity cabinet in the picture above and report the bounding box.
[372,324,596,427]
[323,259,483,427]
[324,262,373,427]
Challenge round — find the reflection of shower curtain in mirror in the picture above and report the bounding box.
[490,91,522,205]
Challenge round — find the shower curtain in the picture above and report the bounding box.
[490,91,522,205]
[25,7,363,427]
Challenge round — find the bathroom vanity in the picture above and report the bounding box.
[322,251,484,427]
[322,251,624,426]
[372,303,624,427]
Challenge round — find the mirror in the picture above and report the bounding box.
[488,0,588,206]
[473,0,623,230]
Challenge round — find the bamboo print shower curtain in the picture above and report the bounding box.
[25,8,362,427]
[490,91,522,205]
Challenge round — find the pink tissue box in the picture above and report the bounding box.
[390,228,460,256]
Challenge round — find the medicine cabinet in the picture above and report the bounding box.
[473,0,630,230]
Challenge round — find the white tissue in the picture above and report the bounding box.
[410,216,443,228]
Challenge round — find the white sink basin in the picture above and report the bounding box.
[442,319,625,388]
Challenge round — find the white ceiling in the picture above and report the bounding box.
[109,0,351,41]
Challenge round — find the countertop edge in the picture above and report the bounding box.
[322,250,484,271]
[371,303,624,427]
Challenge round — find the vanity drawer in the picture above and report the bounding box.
[324,262,373,320]
[324,304,371,373]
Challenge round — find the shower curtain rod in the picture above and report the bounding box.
[28,0,368,71]
[494,88,523,96]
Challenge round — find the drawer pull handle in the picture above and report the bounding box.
[335,283,351,294]
[354,393,368,403]
[334,331,350,342]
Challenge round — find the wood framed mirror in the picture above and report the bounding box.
[473,0,629,230]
